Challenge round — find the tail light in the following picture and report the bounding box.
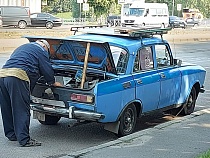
[70,93,94,103]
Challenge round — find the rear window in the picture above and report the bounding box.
[72,42,106,64]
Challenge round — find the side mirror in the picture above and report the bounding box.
[174,59,182,66]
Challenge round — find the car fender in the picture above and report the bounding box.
[116,99,143,121]
[178,66,205,104]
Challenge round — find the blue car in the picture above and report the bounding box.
[27,27,206,137]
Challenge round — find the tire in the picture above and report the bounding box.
[46,22,53,29]
[38,115,61,125]
[193,23,199,27]
[18,21,27,29]
[181,87,197,115]
[117,104,137,137]
[110,21,114,26]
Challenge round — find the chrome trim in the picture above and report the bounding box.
[31,96,65,107]
[31,104,105,121]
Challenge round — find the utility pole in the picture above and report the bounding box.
[172,0,175,16]
[77,0,83,20]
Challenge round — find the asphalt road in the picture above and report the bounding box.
[0,41,209,158]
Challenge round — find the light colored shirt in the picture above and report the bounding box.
[0,68,29,82]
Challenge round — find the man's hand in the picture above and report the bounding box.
[52,82,63,87]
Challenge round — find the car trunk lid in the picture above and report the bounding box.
[24,36,117,75]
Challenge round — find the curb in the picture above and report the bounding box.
[168,38,210,43]
[62,108,210,158]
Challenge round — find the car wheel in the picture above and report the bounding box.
[38,115,61,125]
[181,87,197,115]
[117,104,137,137]
[193,23,199,27]
[18,21,27,29]
[46,22,53,29]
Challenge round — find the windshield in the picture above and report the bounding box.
[110,46,128,74]
[129,8,145,16]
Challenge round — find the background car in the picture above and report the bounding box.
[185,18,200,27]
[30,13,62,29]
[0,6,31,29]
[169,16,187,29]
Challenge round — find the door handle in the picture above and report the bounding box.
[137,79,142,84]
[160,73,166,78]
[123,81,131,89]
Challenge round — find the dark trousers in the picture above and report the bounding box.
[0,77,30,145]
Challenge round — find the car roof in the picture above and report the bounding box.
[68,33,166,51]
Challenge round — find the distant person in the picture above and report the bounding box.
[0,39,62,147]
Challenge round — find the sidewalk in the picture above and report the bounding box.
[63,109,210,158]
[0,38,28,53]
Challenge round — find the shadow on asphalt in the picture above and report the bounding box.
[134,112,180,132]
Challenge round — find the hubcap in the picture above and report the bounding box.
[187,94,193,109]
[123,108,134,133]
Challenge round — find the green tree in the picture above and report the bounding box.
[87,0,117,18]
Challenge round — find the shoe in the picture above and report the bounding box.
[21,138,41,147]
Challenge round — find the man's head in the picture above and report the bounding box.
[37,39,50,52]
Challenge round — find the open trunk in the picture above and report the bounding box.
[27,36,117,121]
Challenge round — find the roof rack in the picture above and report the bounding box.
[114,27,172,38]
[70,25,108,35]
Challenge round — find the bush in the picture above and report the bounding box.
[196,149,210,158]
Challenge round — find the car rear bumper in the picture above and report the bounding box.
[31,104,105,121]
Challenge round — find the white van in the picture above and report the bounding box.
[121,2,169,28]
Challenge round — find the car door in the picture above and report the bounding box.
[155,44,181,109]
[30,13,39,26]
[132,46,161,113]
[32,13,47,26]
